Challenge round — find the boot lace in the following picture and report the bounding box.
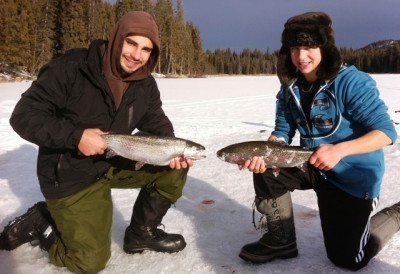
[252,200,268,231]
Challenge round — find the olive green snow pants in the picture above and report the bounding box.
[45,163,188,274]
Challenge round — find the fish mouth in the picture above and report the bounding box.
[183,145,206,160]
[216,149,223,158]
[195,155,207,159]
[187,154,206,161]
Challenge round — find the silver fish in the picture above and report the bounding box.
[216,141,313,175]
[102,134,206,169]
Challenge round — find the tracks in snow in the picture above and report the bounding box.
[163,94,274,109]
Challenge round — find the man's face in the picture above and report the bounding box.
[120,35,153,74]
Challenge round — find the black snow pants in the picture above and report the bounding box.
[253,167,378,270]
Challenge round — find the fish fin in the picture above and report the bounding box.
[135,162,146,170]
[299,162,308,172]
[272,166,280,177]
[133,131,152,136]
[105,149,117,158]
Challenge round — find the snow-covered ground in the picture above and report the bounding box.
[0,74,399,273]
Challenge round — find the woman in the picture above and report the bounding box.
[239,11,398,271]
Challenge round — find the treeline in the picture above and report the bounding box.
[0,0,204,76]
[207,43,400,75]
[203,48,278,75]
[340,44,400,73]
[1,0,399,77]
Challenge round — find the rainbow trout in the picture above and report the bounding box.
[216,141,313,175]
[102,134,206,170]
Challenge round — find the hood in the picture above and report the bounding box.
[103,11,160,81]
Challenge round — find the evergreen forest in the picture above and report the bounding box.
[1,0,399,78]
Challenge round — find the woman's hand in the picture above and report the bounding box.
[240,156,267,173]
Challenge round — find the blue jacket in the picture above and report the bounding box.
[272,65,397,199]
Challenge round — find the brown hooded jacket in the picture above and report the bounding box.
[101,11,160,108]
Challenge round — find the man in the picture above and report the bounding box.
[0,11,192,273]
[239,12,399,271]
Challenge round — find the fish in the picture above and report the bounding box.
[216,141,313,176]
[101,133,206,170]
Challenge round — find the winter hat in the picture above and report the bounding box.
[277,11,341,86]
[282,11,335,48]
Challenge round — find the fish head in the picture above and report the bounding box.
[216,143,237,159]
[216,145,243,164]
[216,148,226,160]
[183,141,206,160]
[216,141,270,165]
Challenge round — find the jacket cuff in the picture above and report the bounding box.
[71,128,85,148]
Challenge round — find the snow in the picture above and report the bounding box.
[1,75,400,274]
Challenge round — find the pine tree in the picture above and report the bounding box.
[0,0,17,64]
[29,0,56,73]
[2,0,32,67]
[88,0,115,41]
[187,22,204,75]
[154,0,175,74]
[62,0,89,49]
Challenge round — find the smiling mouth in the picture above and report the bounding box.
[126,57,139,65]
[298,61,311,69]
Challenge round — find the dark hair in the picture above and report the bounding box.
[277,12,341,86]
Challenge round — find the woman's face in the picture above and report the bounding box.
[290,46,322,83]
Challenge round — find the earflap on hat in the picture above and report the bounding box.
[277,47,297,86]
[318,44,341,81]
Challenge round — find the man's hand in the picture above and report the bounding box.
[78,128,108,156]
[169,157,194,170]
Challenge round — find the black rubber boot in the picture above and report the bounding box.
[0,201,57,251]
[369,201,400,256]
[239,191,298,263]
[123,188,186,254]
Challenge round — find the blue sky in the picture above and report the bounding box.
[182,0,400,51]
[108,0,400,52]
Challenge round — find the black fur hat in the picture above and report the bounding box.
[277,12,341,86]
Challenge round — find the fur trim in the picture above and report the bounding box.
[282,12,334,48]
[277,12,341,86]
